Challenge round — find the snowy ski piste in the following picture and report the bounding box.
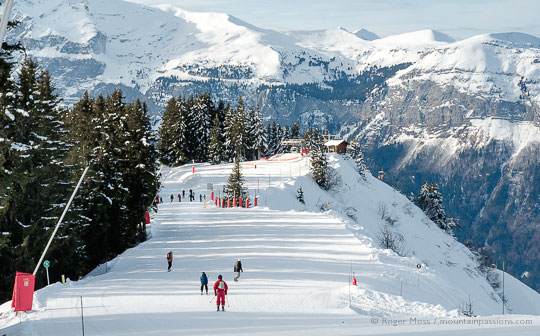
[1,154,539,335]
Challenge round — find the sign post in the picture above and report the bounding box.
[44,260,50,285]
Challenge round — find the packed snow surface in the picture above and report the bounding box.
[1,155,539,335]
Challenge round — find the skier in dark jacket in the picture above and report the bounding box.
[166,251,173,272]
[170,194,174,202]
[234,259,243,281]
[200,272,208,295]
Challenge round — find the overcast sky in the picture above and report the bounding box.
[126,0,540,40]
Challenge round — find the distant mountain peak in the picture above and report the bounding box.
[487,32,540,48]
[353,28,379,41]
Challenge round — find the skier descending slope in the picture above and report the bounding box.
[166,251,173,272]
[213,275,228,311]
[200,272,208,295]
[234,259,243,281]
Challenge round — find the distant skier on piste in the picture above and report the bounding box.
[170,194,174,202]
[166,251,173,272]
[200,272,208,295]
[213,275,228,311]
[234,259,243,281]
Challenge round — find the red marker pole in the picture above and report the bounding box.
[254,197,258,207]
[211,191,214,201]
[192,166,195,173]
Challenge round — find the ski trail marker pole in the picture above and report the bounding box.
[81,296,85,336]
[349,260,352,307]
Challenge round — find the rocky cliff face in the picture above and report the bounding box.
[352,80,540,291]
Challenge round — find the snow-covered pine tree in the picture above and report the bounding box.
[417,181,458,234]
[157,97,179,165]
[183,96,196,161]
[0,52,23,218]
[215,100,226,131]
[349,137,368,178]
[207,114,223,165]
[223,104,235,161]
[310,142,329,190]
[245,105,266,160]
[98,89,129,255]
[313,128,320,147]
[62,90,102,275]
[231,97,247,159]
[30,69,76,278]
[191,93,213,162]
[252,106,266,159]
[75,93,112,271]
[297,186,305,204]
[171,96,188,165]
[223,155,248,201]
[122,99,159,242]
[215,99,226,150]
[263,122,275,156]
[245,108,256,160]
[0,53,19,286]
[291,122,300,138]
[303,127,314,151]
[64,91,95,164]
[275,123,284,154]
[0,59,75,288]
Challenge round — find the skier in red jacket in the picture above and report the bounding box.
[213,275,228,311]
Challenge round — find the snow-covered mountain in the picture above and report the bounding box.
[3,0,540,292]
[1,154,539,335]
[6,0,540,108]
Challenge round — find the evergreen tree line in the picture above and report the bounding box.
[158,93,333,166]
[158,95,265,165]
[0,53,158,301]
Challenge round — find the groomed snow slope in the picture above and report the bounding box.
[1,154,539,335]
